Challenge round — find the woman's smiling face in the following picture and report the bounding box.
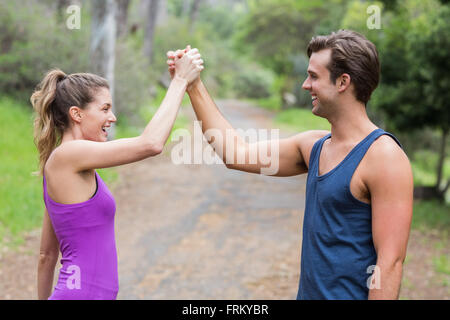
[78,87,116,142]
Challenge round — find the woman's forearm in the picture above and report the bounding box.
[140,76,188,150]
[37,255,57,300]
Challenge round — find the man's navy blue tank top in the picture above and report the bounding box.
[297,128,401,300]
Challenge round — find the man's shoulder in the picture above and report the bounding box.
[364,133,412,181]
[368,134,406,161]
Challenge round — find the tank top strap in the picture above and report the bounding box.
[342,128,403,184]
[308,133,331,171]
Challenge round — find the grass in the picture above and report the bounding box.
[412,150,450,187]
[433,254,450,275]
[274,107,331,132]
[412,200,450,232]
[0,97,44,246]
[246,95,283,112]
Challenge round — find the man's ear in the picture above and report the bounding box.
[69,106,83,124]
[337,73,351,93]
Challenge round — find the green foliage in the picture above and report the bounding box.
[233,63,274,99]
[371,0,449,133]
[0,1,90,102]
[114,38,153,124]
[233,0,321,75]
[233,0,352,108]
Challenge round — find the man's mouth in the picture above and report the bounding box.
[102,125,110,134]
[311,95,318,103]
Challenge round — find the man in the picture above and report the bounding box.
[167,30,413,300]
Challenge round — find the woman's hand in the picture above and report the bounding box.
[169,46,203,85]
[167,45,203,90]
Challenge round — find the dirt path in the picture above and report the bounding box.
[0,100,448,299]
[114,100,304,299]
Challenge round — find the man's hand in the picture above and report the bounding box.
[167,45,203,89]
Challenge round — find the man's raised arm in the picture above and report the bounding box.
[187,79,328,176]
[168,48,328,176]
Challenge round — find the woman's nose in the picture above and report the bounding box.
[109,112,117,122]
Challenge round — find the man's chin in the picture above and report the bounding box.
[311,105,327,119]
[311,105,320,116]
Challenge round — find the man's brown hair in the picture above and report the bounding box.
[307,30,380,105]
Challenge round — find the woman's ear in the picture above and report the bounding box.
[69,106,83,124]
[337,73,351,93]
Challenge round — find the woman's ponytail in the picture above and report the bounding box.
[31,69,66,176]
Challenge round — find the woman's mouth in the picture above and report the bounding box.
[102,126,109,135]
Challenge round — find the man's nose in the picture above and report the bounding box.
[302,77,311,91]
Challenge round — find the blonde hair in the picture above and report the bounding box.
[30,69,109,175]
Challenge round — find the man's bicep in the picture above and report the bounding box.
[267,130,329,177]
[270,136,306,176]
[369,147,413,261]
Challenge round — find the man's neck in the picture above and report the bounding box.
[327,102,378,145]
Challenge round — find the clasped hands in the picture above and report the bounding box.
[166,45,203,89]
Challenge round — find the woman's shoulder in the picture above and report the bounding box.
[45,141,80,175]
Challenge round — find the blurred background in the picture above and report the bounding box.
[0,0,448,299]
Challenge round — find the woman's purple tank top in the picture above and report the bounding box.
[43,171,118,300]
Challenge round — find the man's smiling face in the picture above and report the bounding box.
[302,48,339,118]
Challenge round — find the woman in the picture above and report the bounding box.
[33,47,203,300]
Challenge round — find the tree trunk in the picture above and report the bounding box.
[116,0,131,38]
[90,0,117,139]
[189,0,202,33]
[182,0,191,17]
[143,0,160,65]
[436,128,448,188]
[435,127,449,200]
[56,0,71,21]
[156,0,168,26]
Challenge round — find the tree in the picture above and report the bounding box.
[233,0,342,108]
[374,1,450,200]
[90,0,117,139]
[189,0,203,33]
[143,0,160,65]
[116,0,131,38]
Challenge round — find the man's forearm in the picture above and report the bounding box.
[187,79,243,162]
[368,261,403,300]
